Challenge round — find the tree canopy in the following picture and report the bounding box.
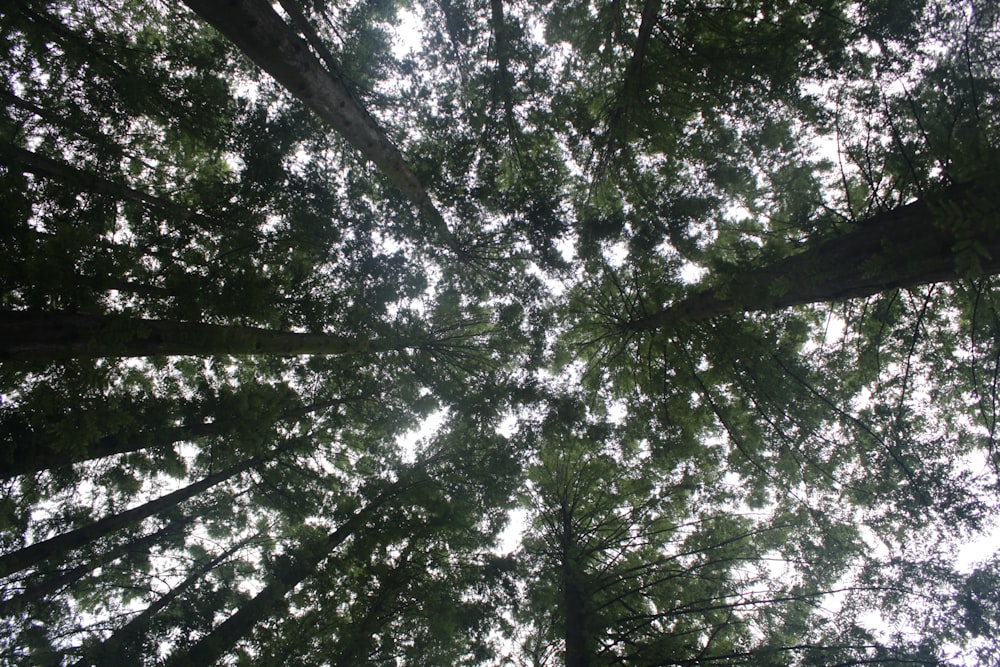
[1,0,999,664]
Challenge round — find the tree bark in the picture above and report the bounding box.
[332,549,413,664]
[602,0,662,155]
[179,1,431,213]
[70,535,253,667]
[0,520,188,618]
[160,471,422,667]
[0,421,216,480]
[0,311,411,361]
[0,143,208,224]
[561,510,590,667]
[622,0,662,103]
[0,92,112,153]
[0,446,284,578]
[489,0,519,144]
[626,179,1000,331]
[0,396,345,479]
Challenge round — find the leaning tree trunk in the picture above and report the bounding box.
[561,518,591,667]
[626,177,1000,331]
[0,519,188,618]
[0,143,211,225]
[0,443,293,578]
[178,1,450,235]
[71,535,254,667]
[603,0,662,152]
[332,549,414,664]
[160,471,421,667]
[0,420,220,480]
[0,310,411,361]
[1,395,346,479]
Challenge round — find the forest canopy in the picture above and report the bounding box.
[1,0,1000,665]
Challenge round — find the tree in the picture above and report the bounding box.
[0,310,441,361]
[514,393,950,666]
[69,533,259,667]
[0,383,348,478]
[1,0,999,665]
[177,0,437,214]
[622,176,1000,331]
[159,479,406,667]
[0,437,301,578]
[0,519,189,620]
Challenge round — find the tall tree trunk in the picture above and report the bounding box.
[605,0,662,151]
[488,0,520,145]
[0,443,290,578]
[160,470,422,667]
[332,548,414,664]
[178,1,448,232]
[0,519,189,618]
[0,143,209,224]
[0,311,411,361]
[0,421,217,480]
[1,395,346,479]
[0,91,115,155]
[623,0,663,95]
[626,179,1000,331]
[561,511,590,667]
[70,535,254,667]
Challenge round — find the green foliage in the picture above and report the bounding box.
[1,0,999,665]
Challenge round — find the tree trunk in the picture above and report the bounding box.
[160,472,419,667]
[0,396,344,479]
[332,549,413,664]
[0,421,217,480]
[488,0,519,144]
[0,311,410,361]
[617,0,662,115]
[70,535,253,667]
[626,178,1000,331]
[0,143,208,224]
[602,0,662,155]
[561,511,590,667]
[0,446,283,578]
[179,0,429,213]
[0,519,188,618]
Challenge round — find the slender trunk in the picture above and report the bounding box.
[0,421,217,480]
[437,0,471,85]
[0,91,136,169]
[70,535,253,667]
[0,447,280,578]
[26,230,183,290]
[0,519,188,618]
[1,396,342,479]
[561,510,589,667]
[488,0,519,145]
[0,143,208,224]
[626,179,1000,331]
[179,0,460,252]
[180,1,426,212]
[604,0,662,153]
[160,472,420,667]
[333,549,414,664]
[0,310,410,361]
[622,0,662,101]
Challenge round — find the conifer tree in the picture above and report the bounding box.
[1,0,999,665]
